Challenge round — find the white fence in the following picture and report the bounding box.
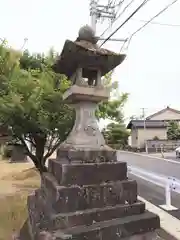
[128,166,180,210]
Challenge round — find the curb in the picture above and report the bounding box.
[138,196,180,240]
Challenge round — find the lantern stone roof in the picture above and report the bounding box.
[53,25,126,79]
[127,120,167,129]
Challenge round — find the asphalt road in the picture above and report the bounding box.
[117,151,180,179]
[117,151,180,220]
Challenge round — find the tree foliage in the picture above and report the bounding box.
[0,41,129,173]
[100,73,129,148]
[0,42,73,173]
[97,71,128,122]
[167,121,180,140]
[102,122,129,148]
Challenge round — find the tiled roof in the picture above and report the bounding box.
[146,106,180,120]
[127,120,167,129]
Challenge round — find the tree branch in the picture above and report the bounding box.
[44,139,61,160]
[24,137,36,147]
[18,135,37,163]
[47,133,57,152]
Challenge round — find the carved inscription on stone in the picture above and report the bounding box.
[64,102,105,148]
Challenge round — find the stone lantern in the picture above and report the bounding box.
[54,25,126,162]
[19,25,160,240]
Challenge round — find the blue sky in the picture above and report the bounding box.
[1,0,180,121]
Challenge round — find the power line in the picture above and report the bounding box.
[99,0,150,47]
[112,0,126,9]
[99,0,136,38]
[98,0,126,38]
[132,18,180,27]
[120,0,178,51]
[115,0,136,21]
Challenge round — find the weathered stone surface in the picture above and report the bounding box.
[56,149,117,163]
[53,29,126,80]
[46,201,145,230]
[62,85,110,103]
[52,212,160,240]
[23,160,160,240]
[48,160,127,185]
[23,158,160,240]
[120,231,160,240]
[41,173,137,213]
[35,231,54,240]
[58,101,107,151]
[16,219,32,240]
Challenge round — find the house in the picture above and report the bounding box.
[127,106,180,149]
[146,106,180,121]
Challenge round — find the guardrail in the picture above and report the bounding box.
[128,166,180,210]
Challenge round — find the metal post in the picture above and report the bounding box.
[160,144,164,158]
[142,108,148,153]
[165,178,171,208]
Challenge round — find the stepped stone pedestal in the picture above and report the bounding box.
[19,25,160,239]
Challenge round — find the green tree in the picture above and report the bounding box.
[0,42,129,173]
[20,50,43,71]
[100,72,129,148]
[97,71,128,122]
[0,42,74,173]
[167,121,180,140]
[102,122,129,149]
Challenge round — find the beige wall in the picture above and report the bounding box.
[149,109,180,120]
[131,128,167,148]
[131,128,138,147]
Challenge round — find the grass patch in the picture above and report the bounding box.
[0,193,29,240]
[2,167,39,181]
[0,161,33,180]
[0,162,40,240]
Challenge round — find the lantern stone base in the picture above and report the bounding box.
[19,151,160,240]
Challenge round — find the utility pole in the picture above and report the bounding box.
[140,107,146,132]
[90,0,117,32]
[90,0,98,32]
[141,108,148,153]
[89,0,126,43]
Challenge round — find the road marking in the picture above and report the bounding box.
[118,151,180,165]
[159,204,177,211]
[138,196,180,239]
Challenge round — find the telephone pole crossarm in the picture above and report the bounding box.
[89,0,119,32]
[98,37,127,42]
